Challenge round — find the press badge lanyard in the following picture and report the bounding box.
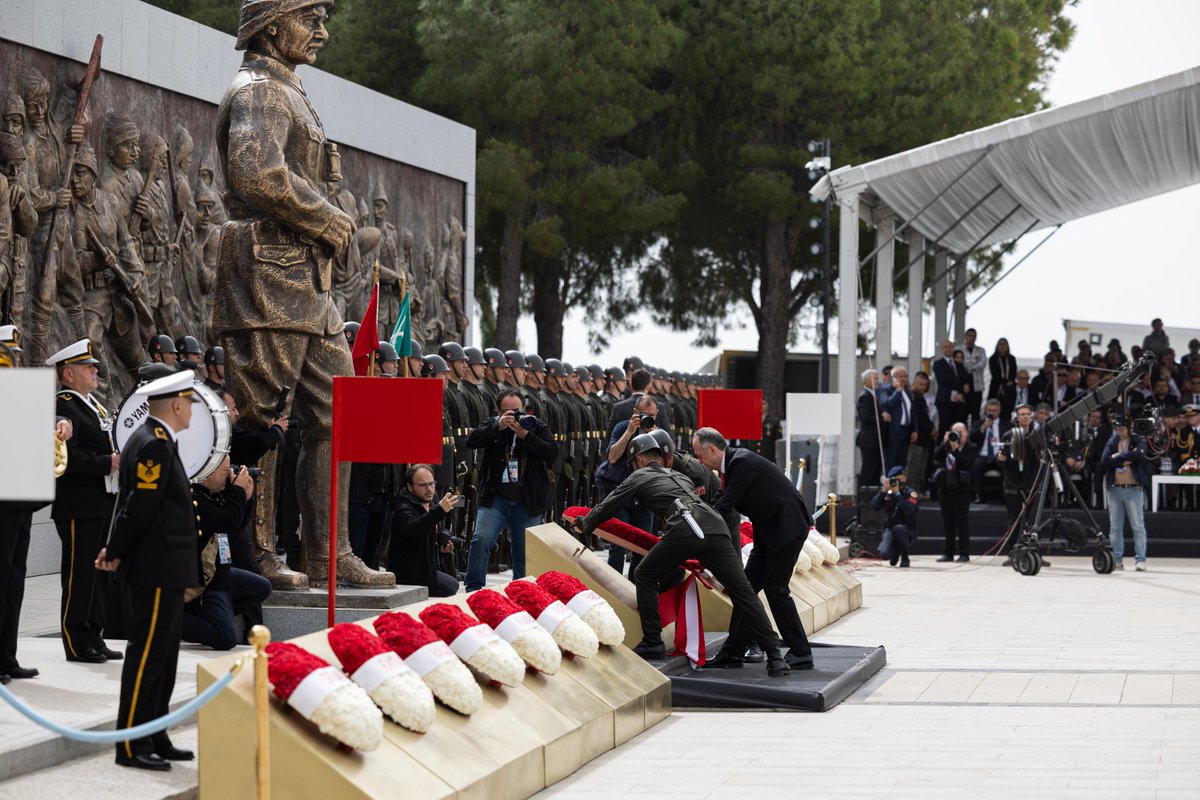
[502,428,521,485]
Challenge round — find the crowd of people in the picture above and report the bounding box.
[856,319,1200,570]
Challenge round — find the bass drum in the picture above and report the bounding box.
[115,380,231,481]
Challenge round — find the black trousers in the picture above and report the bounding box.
[633,520,778,651]
[55,517,108,659]
[858,441,883,489]
[0,510,33,671]
[939,488,971,557]
[117,585,183,758]
[725,534,812,656]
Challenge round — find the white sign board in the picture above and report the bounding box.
[0,369,57,502]
[785,393,843,437]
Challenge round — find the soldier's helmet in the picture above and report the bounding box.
[343,321,360,347]
[463,346,486,366]
[544,358,564,377]
[204,346,224,367]
[439,341,466,363]
[604,366,626,382]
[376,342,399,362]
[175,335,203,358]
[148,334,177,357]
[73,140,99,176]
[624,356,645,373]
[409,339,424,359]
[561,361,574,376]
[524,354,545,373]
[422,354,451,376]
[483,347,505,366]
[587,364,604,379]
[627,433,664,463]
[504,350,528,370]
[576,365,593,382]
[648,428,674,456]
[236,0,332,51]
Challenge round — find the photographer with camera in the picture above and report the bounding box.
[388,464,461,597]
[595,394,660,576]
[934,423,977,562]
[463,389,558,591]
[871,466,919,568]
[1101,417,1150,571]
[183,457,272,651]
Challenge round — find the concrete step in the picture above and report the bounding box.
[0,725,198,800]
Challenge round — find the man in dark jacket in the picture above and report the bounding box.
[857,368,886,490]
[1101,419,1149,570]
[693,427,815,671]
[388,464,460,597]
[933,339,971,428]
[95,371,200,771]
[935,423,976,562]
[872,466,919,567]
[463,389,558,591]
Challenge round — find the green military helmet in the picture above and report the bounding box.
[524,353,545,373]
[544,358,564,377]
[647,428,674,456]
[627,432,664,463]
[463,346,486,366]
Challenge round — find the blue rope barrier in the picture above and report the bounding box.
[0,659,245,744]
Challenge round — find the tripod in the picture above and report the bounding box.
[1009,445,1115,576]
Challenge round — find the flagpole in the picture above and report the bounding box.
[399,270,410,378]
[368,259,380,377]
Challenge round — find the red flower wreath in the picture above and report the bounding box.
[328,623,391,676]
[466,589,525,629]
[373,612,442,659]
[504,579,558,616]
[265,641,331,701]
[419,604,484,644]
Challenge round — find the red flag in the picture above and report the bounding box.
[697,389,763,440]
[350,283,380,376]
[332,376,443,463]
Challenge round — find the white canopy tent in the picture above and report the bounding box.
[810,66,1200,494]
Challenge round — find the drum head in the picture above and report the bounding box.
[114,380,231,481]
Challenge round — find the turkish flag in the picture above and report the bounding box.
[350,283,380,376]
[697,389,763,440]
[332,377,443,464]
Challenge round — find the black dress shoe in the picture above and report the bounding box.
[7,666,38,679]
[936,554,954,563]
[98,645,124,661]
[785,651,815,670]
[889,554,899,566]
[632,640,666,659]
[766,649,790,678]
[0,674,10,685]
[115,753,171,771]
[66,648,106,664]
[155,745,194,761]
[742,643,765,663]
[956,555,970,563]
[703,649,744,669]
[899,554,911,568]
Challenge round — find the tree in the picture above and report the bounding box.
[641,0,1074,414]
[415,0,681,354]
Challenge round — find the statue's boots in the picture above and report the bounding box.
[300,439,395,588]
[252,449,309,591]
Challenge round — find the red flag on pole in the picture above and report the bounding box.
[697,389,763,440]
[350,283,380,376]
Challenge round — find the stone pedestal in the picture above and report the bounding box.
[261,585,428,640]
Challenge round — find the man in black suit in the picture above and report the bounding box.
[906,371,936,493]
[96,371,201,771]
[693,427,815,671]
[856,369,886,490]
[1000,369,1038,419]
[969,399,1008,503]
[932,339,971,428]
[934,423,976,562]
[607,367,672,435]
[883,366,915,471]
[46,340,123,665]
[1029,357,1055,403]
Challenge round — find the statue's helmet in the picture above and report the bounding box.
[237,0,334,51]
[73,140,99,176]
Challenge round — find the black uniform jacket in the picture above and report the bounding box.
[192,483,250,592]
[580,462,725,539]
[712,447,812,550]
[466,415,558,514]
[52,390,116,521]
[388,491,451,593]
[107,418,199,589]
[672,453,738,538]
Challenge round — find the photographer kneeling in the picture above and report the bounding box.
[388,464,461,597]
[463,390,558,591]
[183,457,272,651]
[871,466,919,567]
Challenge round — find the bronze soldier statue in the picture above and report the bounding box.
[136,132,183,336]
[0,132,37,328]
[193,182,221,342]
[443,214,468,340]
[215,0,393,589]
[196,158,228,224]
[370,180,403,342]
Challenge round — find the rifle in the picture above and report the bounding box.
[163,145,196,311]
[129,139,167,233]
[39,35,103,281]
[83,223,155,334]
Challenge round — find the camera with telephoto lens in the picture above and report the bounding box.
[233,465,260,480]
[637,413,655,430]
[508,410,538,430]
[948,430,960,443]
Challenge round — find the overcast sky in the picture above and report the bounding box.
[512,0,1200,371]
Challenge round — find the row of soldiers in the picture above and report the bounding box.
[343,327,715,570]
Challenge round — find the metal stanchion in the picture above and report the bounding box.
[828,493,838,546]
[250,625,272,800]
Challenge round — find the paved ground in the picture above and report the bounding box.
[536,554,1200,799]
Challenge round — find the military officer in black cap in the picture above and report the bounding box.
[570,433,787,675]
[47,340,123,664]
[95,369,201,770]
[202,346,225,393]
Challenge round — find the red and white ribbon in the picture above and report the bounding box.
[673,572,706,667]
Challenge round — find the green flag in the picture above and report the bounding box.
[389,293,412,358]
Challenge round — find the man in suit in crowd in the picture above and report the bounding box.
[693,427,815,671]
[883,366,915,471]
[969,399,1008,503]
[906,371,936,494]
[856,369,886,490]
[933,339,971,428]
[1000,369,1038,419]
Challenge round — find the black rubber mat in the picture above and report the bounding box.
[651,635,886,711]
